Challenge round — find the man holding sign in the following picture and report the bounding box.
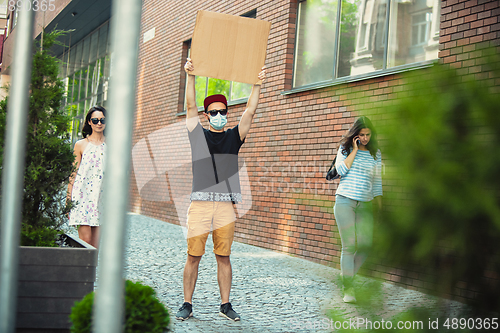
[176,58,266,322]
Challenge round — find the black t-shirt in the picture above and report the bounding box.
[188,122,244,202]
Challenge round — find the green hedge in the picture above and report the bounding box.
[70,280,170,333]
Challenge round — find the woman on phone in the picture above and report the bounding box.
[67,106,107,248]
[334,116,382,303]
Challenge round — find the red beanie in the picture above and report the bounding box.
[204,94,227,112]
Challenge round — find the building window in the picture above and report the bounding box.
[293,0,338,87]
[293,0,440,88]
[182,10,257,113]
[58,21,111,144]
[411,12,432,46]
[12,5,18,31]
[5,14,10,38]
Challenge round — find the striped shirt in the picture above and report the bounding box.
[335,145,383,202]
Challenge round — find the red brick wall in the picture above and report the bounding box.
[130,0,499,301]
[439,0,500,81]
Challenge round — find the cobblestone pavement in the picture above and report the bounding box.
[121,213,466,332]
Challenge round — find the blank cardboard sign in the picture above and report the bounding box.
[190,10,271,85]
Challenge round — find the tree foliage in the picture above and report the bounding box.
[0,30,74,246]
[372,50,500,314]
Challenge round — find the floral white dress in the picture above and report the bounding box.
[69,141,106,226]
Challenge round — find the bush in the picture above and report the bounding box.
[69,280,170,333]
[325,50,500,332]
[0,30,74,246]
[69,291,94,333]
[371,50,500,314]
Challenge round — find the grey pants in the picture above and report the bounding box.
[334,195,374,285]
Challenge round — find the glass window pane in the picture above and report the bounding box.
[339,0,386,78]
[207,78,230,100]
[74,42,83,72]
[387,0,439,68]
[98,23,109,59]
[412,23,419,46]
[106,26,112,56]
[67,104,78,118]
[68,45,78,75]
[89,31,99,64]
[81,37,91,67]
[103,55,111,79]
[66,75,74,103]
[293,0,338,87]
[13,8,18,28]
[97,93,103,105]
[71,117,81,144]
[78,101,86,117]
[85,99,91,113]
[102,57,110,103]
[73,71,81,103]
[195,76,207,108]
[231,82,252,101]
[79,67,88,100]
[58,54,66,78]
[96,58,105,95]
[87,63,96,97]
[62,77,69,106]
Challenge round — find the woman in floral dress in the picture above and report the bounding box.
[67,106,107,248]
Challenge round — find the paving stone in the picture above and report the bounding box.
[89,213,468,332]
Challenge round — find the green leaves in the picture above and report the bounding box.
[69,280,170,333]
[0,30,74,246]
[69,292,94,333]
[124,281,170,333]
[370,50,500,314]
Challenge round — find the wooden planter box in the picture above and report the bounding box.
[15,234,97,333]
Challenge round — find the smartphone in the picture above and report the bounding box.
[355,139,361,146]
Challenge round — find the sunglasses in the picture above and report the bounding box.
[90,118,106,125]
[207,109,228,117]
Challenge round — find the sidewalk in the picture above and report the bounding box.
[122,213,466,332]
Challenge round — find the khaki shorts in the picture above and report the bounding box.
[186,201,236,256]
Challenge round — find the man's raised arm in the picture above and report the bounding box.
[238,66,267,141]
[184,58,199,131]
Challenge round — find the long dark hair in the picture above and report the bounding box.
[339,116,379,159]
[82,105,106,138]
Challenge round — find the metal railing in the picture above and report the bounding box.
[93,0,142,331]
[0,5,35,333]
[0,0,142,332]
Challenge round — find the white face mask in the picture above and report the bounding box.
[209,113,227,130]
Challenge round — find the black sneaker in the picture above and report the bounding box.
[219,302,240,321]
[176,302,193,320]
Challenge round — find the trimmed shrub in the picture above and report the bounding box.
[69,291,94,333]
[69,280,170,333]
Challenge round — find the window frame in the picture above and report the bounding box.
[286,0,439,95]
[59,21,111,145]
[411,11,433,47]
